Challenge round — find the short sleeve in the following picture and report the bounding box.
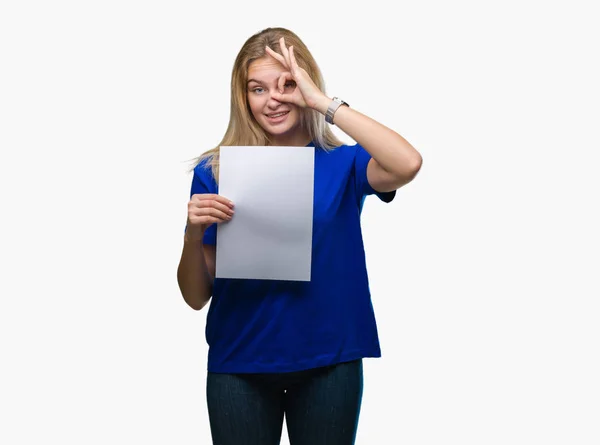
[353,143,396,204]
[185,159,218,245]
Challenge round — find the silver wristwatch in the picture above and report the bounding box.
[325,97,350,125]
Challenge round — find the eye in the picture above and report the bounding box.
[249,82,295,94]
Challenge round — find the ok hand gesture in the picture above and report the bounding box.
[264,37,327,111]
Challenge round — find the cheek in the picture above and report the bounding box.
[247,96,263,118]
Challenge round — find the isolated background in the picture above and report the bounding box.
[1,0,598,444]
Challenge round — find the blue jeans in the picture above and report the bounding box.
[206,359,364,445]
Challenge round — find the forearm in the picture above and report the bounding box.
[314,96,422,177]
[177,236,212,311]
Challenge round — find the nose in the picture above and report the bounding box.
[266,91,283,108]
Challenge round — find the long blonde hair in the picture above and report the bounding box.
[188,27,344,182]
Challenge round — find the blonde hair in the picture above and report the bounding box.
[188,27,344,182]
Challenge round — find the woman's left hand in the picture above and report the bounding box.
[265,37,327,111]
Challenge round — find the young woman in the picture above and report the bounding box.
[177,27,422,445]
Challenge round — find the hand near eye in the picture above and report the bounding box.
[265,37,327,110]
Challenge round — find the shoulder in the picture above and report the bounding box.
[329,142,366,159]
[193,156,216,184]
[190,155,218,195]
[316,142,357,160]
[193,156,213,176]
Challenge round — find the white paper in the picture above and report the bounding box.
[215,145,314,281]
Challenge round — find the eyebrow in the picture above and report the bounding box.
[247,79,264,84]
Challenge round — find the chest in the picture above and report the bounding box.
[312,150,357,225]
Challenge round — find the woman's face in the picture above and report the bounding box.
[246,56,305,145]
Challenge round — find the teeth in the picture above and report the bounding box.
[269,111,288,118]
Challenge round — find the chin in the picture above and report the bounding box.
[263,119,298,134]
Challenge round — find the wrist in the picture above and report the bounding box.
[313,95,332,115]
[184,226,206,243]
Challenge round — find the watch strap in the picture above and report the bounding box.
[325,97,349,125]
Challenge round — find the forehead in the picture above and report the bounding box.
[247,57,285,83]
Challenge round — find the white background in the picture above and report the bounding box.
[1,1,598,444]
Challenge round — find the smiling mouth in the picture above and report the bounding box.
[266,111,290,118]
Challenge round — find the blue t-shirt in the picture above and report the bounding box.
[188,141,395,373]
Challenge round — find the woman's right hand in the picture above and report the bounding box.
[185,193,235,241]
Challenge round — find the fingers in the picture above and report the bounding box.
[266,37,292,68]
[289,45,297,69]
[278,71,293,94]
[279,37,291,67]
[190,196,234,217]
[188,194,235,228]
[188,210,230,227]
[191,193,234,209]
[187,208,231,229]
[265,45,286,66]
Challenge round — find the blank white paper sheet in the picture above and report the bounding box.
[215,145,315,281]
